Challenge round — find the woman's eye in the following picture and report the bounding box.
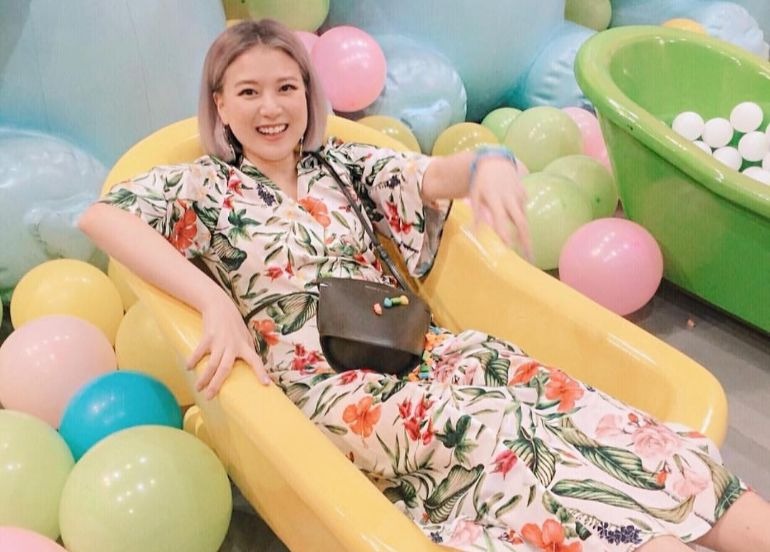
[239,88,257,96]
[280,84,298,92]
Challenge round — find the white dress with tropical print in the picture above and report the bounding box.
[102,139,746,551]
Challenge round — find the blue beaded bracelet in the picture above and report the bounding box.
[468,146,517,192]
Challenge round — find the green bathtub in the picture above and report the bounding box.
[575,26,770,333]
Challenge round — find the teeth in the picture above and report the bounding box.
[258,124,287,135]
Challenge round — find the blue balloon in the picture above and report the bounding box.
[59,371,182,460]
[361,35,467,153]
[325,0,565,120]
[0,129,107,302]
[510,21,595,110]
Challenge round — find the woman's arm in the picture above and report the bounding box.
[422,149,532,259]
[78,203,271,396]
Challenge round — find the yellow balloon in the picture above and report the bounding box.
[662,18,707,35]
[10,259,124,345]
[108,260,138,311]
[357,115,422,153]
[115,302,194,406]
[432,122,499,156]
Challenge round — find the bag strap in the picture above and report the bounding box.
[311,151,410,290]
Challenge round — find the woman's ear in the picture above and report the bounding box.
[213,92,227,125]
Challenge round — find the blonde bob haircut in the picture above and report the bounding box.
[199,19,328,162]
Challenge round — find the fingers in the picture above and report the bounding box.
[187,335,211,370]
[248,351,272,385]
[195,344,223,393]
[203,352,235,399]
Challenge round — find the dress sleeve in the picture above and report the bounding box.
[329,141,452,278]
[99,159,219,260]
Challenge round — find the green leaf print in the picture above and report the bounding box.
[494,494,522,518]
[542,492,573,524]
[332,210,351,229]
[383,480,418,509]
[284,382,310,403]
[105,188,137,209]
[194,203,219,231]
[264,292,318,335]
[547,418,663,490]
[695,451,744,519]
[227,208,260,240]
[424,464,485,523]
[163,171,183,190]
[505,428,557,487]
[294,223,318,256]
[322,424,349,436]
[471,347,510,387]
[552,479,695,524]
[210,233,247,272]
[436,415,478,464]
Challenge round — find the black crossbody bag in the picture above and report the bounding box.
[311,152,431,376]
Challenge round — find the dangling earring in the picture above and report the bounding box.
[295,136,304,158]
[223,124,243,163]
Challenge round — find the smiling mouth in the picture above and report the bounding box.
[257,124,288,136]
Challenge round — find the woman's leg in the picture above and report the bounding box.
[636,535,692,551]
[694,491,770,552]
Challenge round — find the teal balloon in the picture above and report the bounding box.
[59,426,232,552]
[544,155,619,218]
[325,0,565,120]
[522,173,594,270]
[481,108,522,142]
[504,107,583,172]
[0,1,226,165]
[0,410,75,539]
[565,0,612,30]
[361,35,467,154]
[59,371,182,460]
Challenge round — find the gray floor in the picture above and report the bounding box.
[218,281,770,551]
[1,280,768,552]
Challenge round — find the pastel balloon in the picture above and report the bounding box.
[115,302,193,406]
[295,30,319,55]
[244,0,329,31]
[562,106,608,161]
[358,115,422,152]
[559,218,664,316]
[108,259,138,311]
[521,173,594,270]
[312,26,386,112]
[662,18,707,34]
[361,35,466,154]
[565,0,612,31]
[504,107,583,172]
[0,315,117,427]
[432,123,499,156]
[543,155,619,219]
[10,258,124,344]
[0,410,74,539]
[60,371,183,460]
[0,527,67,552]
[481,108,522,142]
[59,426,232,552]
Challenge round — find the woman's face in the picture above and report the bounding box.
[214,45,308,168]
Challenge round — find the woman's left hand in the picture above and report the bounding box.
[468,156,533,261]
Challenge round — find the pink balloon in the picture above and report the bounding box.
[562,107,609,162]
[0,527,67,552]
[0,315,116,428]
[294,30,318,57]
[558,219,663,316]
[311,26,386,112]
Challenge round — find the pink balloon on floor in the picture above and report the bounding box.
[0,527,67,552]
[294,30,318,56]
[0,315,116,427]
[558,218,663,316]
[312,26,386,112]
[562,106,608,162]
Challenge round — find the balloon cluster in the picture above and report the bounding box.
[0,259,229,552]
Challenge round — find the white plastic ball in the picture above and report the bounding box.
[672,111,705,141]
[730,101,764,133]
[738,131,768,162]
[742,166,770,185]
[762,152,770,171]
[693,140,712,155]
[712,146,742,170]
[702,117,734,149]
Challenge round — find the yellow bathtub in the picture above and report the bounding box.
[104,116,728,552]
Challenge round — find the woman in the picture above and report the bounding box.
[78,19,770,552]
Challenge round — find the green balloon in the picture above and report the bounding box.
[503,107,583,172]
[60,426,232,552]
[522,173,594,270]
[565,0,612,31]
[245,0,330,31]
[0,410,74,539]
[543,155,619,218]
[481,107,522,142]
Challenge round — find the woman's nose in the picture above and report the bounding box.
[258,94,282,116]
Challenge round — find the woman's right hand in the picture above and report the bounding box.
[186,290,272,399]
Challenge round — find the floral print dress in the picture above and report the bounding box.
[103,139,746,551]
